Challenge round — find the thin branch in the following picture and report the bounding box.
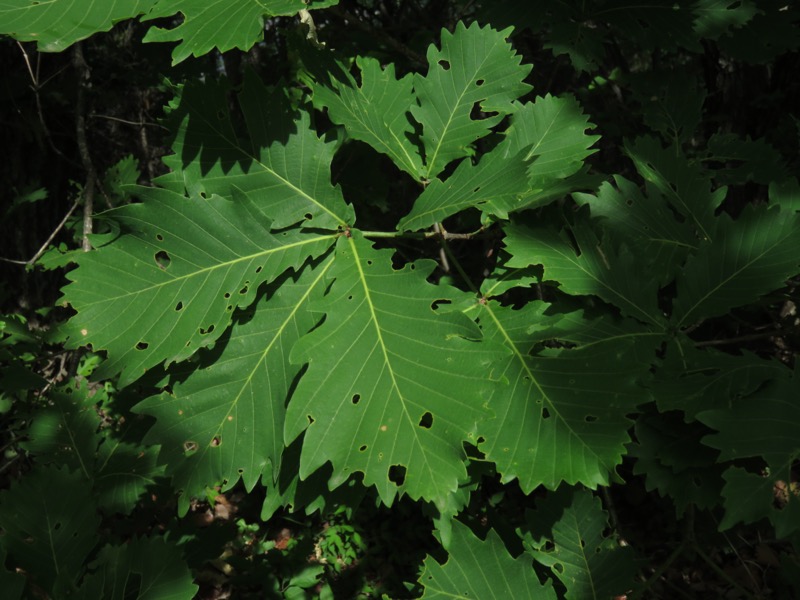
[0,197,82,266]
[73,43,97,252]
[360,227,486,240]
[89,113,168,129]
[694,330,784,347]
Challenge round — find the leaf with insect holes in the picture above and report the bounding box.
[59,186,335,387]
[467,300,657,492]
[419,520,557,599]
[525,488,637,600]
[310,55,424,180]
[285,233,504,508]
[157,72,354,231]
[410,21,532,179]
[135,258,333,516]
[142,0,338,64]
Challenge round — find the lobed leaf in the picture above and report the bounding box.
[0,0,155,52]
[526,488,637,600]
[60,186,336,386]
[136,259,333,516]
[410,21,532,178]
[285,234,503,507]
[419,520,556,599]
[470,301,656,491]
[310,56,424,180]
[672,204,800,326]
[159,74,354,231]
[142,0,339,64]
[74,537,197,600]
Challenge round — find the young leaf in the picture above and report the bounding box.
[74,537,197,600]
[135,259,333,516]
[159,74,354,231]
[471,301,656,491]
[526,488,637,600]
[419,520,556,599]
[285,234,503,507]
[142,0,338,64]
[60,186,336,386]
[310,56,424,179]
[0,466,101,594]
[672,205,800,327]
[411,21,532,178]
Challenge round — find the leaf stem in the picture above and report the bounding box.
[360,228,485,240]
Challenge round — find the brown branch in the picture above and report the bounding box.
[694,330,785,347]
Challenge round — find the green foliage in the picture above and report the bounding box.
[1,0,799,598]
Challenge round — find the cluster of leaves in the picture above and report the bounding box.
[1,0,799,598]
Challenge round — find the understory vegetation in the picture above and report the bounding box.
[1,1,799,598]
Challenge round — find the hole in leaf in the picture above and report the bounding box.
[211,436,221,447]
[475,78,485,87]
[307,415,315,425]
[175,301,184,311]
[156,233,164,241]
[431,299,451,311]
[200,324,215,335]
[359,445,367,452]
[304,212,313,220]
[542,407,550,419]
[473,186,481,194]
[584,415,598,423]
[348,295,354,301]
[553,563,564,573]
[154,250,170,269]
[239,284,249,295]
[418,412,433,429]
[352,394,361,405]
[388,465,406,486]
[136,341,148,350]
[183,441,199,455]
[366,260,373,266]
[255,265,262,274]
[224,292,231,299]
[438,59,450,70]
[54,522,61,530]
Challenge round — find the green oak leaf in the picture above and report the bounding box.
[469,301,656,492]
[135,258,332,516]
[504,216,667,327]
[285,233,503,507]
[142,0,339,64]
[419,520,556,599]
[60,186,335,386]
[158,73,354,231]
[525,488,637,600]
[310,55,423,179]
[74,537,197,600]
[673,204,800,327]
[0,0,155,52]
[410,21,532,178]
[0,466,101,594]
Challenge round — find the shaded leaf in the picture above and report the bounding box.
[75,537,197,600]
[672,204,800,326]
[419,520,556,599]
[0,466,100,593]
[526,488,637,600]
